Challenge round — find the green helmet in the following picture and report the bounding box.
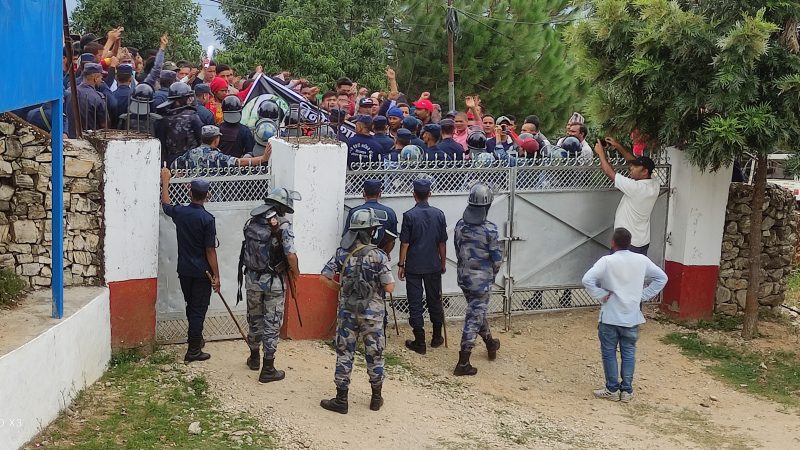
[348,208,388,231]
[265,187,301,214]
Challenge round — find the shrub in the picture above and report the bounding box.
[0,267,25,307]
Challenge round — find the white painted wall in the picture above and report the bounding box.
[0,289,111,450]
[270,139,348,273]
[104,139,161,283]
[665,147,732,266]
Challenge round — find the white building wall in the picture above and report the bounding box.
[103,139,161,283]
[0,289,111,450]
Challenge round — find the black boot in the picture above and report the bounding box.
[320,388,349,414]
[369,385,384,411]
[453,351,478,376]
[485,336,500,361]
[258,358,285,383]
[430,323,444,348]
[246,348,260,371]
[184,338,211,363]
[404,328,427,355]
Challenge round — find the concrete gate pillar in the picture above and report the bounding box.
[270,139,347,339]
[661,147,732,320]
[102,137,162,349]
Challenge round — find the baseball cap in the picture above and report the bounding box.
[363,179,382,196]
[396,128,414,141]
[359,97,375,108]
[422,123,442,140]
[413,99,433,111]
[117,64,134,75]
[402,116,420,131]
[629,156,655,174]
[372,115,388,128]
[355,114,373,126]
[496,116,512,125]
[194,83,211,95]
[82,63,102,75]
[413,178,432,194]
[387,107,404,118]
[201,125,222,139]
[190,179,210,193]
[160,70,177,83]
[79,53,95,64]
[163,61,179,71]
[445,110,458,119]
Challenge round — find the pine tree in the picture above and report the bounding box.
[71,0,201,61]
[391,0,582,136]
[214,0,394,90]
[568,0,800,337]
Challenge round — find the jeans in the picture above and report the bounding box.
[406,272,443,329]
[598,322,639,393]
[179,276,212,342]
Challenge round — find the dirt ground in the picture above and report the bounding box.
[178,307,800,450]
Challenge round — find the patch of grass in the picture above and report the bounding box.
[148,350,176,366]
[686,314,744,332]
[663,332,800,407]
[786,269,800,308]
[109,349,141,367]
[28,351,273,449]
[0,267,26,307]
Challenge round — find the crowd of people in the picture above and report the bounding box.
[13,27,657,172]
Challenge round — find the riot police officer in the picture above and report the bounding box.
[155,81,203,166]
[218,95,256,158]
[320,208,396,413]
[239,188,301,383]
[398,178,448,354]
[343,179,398,255]
[452,182,503,375]
[159,168,220,362]
[117,83,162,135]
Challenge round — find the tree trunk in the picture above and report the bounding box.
[742,154,767,339]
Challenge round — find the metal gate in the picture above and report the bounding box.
[345,156,670,328]
[156,166,271,343]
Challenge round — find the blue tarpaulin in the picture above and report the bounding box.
[0,0,65,318]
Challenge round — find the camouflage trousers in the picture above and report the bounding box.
[246,285,285,358]
[334,308,385,390]
[460,291,492,352]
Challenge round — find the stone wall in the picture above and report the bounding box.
[0,113,103,288]
[716,182,799,315]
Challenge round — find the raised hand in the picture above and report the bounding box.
[385,66,396,80]
[160,33,169,50]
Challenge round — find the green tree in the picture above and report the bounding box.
[213,0,393,90]
[568,0,800,338]
[390,0,582,136]
[71,0,202,61]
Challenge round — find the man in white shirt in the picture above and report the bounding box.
[582,228,668,403]
[556,122,593,159]
[594,138,660,255]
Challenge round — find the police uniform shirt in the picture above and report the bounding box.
[152,88,169,113]
[110,84,133,126]
[76,82,107,130]
[195,100,215,126]
[399,201,448,274]
[373,132,395,153]
[218,122,256,158]
[343,200,399,246]
[438,137,465,161]
[411,137,428,153]
[347,133,386,166]
[162,202,216,278]
[425,144,447,161]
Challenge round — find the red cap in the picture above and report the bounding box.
[466,111,475,120]
[210,76,228,93]
[520,138,540,154]
[413,99,434,111]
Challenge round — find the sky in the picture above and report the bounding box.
[65,0,227,49]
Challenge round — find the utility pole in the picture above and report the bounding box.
[447,0,456,112]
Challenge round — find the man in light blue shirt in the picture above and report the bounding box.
[582,227,667,403]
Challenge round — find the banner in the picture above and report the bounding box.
[243,74,355,141]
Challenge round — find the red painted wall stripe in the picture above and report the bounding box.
[109,278,157,349]
[660,261,718,320]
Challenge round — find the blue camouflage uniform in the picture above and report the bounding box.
[245,219,295,359]
[454,218,503,351]
[171,145,240,169]
[343,199,398,251]
[322,244,394,389]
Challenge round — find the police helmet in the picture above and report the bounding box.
[468,182,494,206]
[167,81,193,99]
[400,145,423,161]
[348,208,388,231]
[253,119,278,146]
[257,100,283,121]
[222,95,243,124]
[467,131,487,151]
[265,187,302,214]
[129,83,154,115]
[559,136,582,158]
[474,152,495,167]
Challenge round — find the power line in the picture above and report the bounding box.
[450,5,581,27]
